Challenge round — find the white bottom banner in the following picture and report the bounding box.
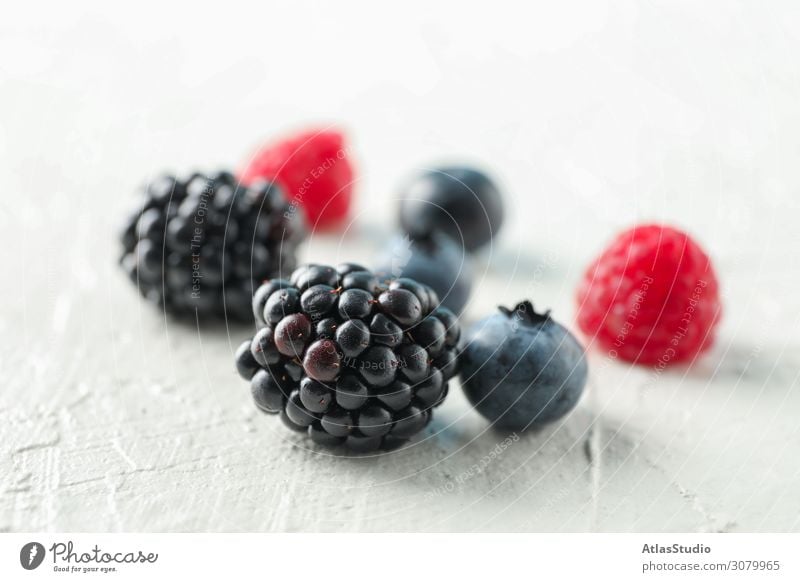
[1,533,797,581]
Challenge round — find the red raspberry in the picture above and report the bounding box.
[576,224,722,366]
[239,128,354,230]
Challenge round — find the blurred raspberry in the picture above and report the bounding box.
[576,224,722,366]
[239,128,354,229]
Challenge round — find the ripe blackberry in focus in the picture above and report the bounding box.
[119,172,305,320]
[236,263,461,452]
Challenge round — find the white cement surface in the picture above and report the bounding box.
[1,1,799,532]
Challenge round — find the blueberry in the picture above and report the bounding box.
[459,301,588,430]
[375,232,471,315]
[398,166,504,252]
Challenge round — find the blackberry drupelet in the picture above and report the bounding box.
[235,263,461,452]
[119,172,305,320]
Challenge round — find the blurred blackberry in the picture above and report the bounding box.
[119,171,305,320]
[235,263,461,452]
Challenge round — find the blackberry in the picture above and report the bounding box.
[236,263,461,452]
[118,172,305,320]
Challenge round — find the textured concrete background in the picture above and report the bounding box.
[1,1,799,532]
